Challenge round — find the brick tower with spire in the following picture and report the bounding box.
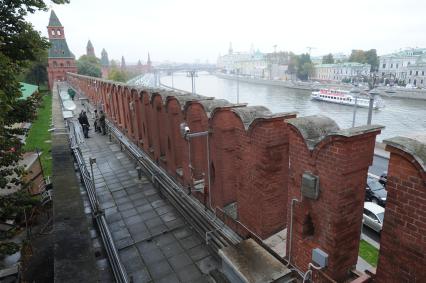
[46,10,77,89]
[86,40,95,57]
[101,48,110,78]
[147,52,152,72]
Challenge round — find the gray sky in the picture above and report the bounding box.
[27,0,426,63]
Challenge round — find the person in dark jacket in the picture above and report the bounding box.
[93,109,100,133]
[99,110,106,135]
[78,111,90,138]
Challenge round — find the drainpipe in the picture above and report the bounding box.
[287,198,301,267]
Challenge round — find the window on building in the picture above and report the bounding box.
[410,70,412,75]
[416,71,419,76]
[390,63,393,68]
[57,29,61,35]
[421,79,424,84]
[51,29,55,36]
[66,61,70,67]
[382,72,385,76]
[382,63,386,68]
[53,61,58,67]
[423,71,425,76]
[60,63,63,67]
[409,79,411,83]
[396,63,399,69]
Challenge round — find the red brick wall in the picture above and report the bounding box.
[375,141,426,283]
[165,98,185,180]
[150,94,168,165]
[287,120,381,282]
[238,117,294,239]
[184,102,210,204]
[210,108,244,210]
[71,75,426,283]
[48,58,77,89]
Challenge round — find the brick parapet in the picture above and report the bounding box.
[286,115,382,282]
[69,74,426,282]
[375,136,426,283]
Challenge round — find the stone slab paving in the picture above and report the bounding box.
[76,115,220,282]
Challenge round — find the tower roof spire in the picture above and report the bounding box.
[48,10,62,27]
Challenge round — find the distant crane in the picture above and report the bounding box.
[306,46,316,55]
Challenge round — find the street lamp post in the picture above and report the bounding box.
[187,70,197,94]
[367,90,379,125]
[236,68,240,104]
[351,87,361,127]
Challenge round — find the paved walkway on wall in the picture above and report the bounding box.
[74,110,221,283]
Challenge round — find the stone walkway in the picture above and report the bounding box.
[76,110,220,282]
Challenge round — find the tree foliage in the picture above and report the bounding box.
[322,53,334,64]
[349,49,379,72]
[77,55,101,77]
[19,49,49,86]
[108,60,128,82]
[0,0,68,189]
[287,53,314,81]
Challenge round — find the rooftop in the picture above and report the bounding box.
[48,10,62,27]
[48,39,75,59]
[19,82,38,100]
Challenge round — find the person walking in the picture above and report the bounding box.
[79,111,90,138]
[99,110,106,135]
[93,109,100,133]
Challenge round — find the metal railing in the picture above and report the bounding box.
[107,122,242,252]
[68,121,130,283]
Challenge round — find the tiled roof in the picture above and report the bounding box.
[48,10,62,27]
[48,39,75,58]
[19,82,38,100]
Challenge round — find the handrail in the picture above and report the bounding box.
[68,120,130,283]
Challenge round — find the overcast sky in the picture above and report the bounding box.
[27,0,426,64]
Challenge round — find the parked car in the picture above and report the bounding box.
[363,202,385,233]
[366,177,387,207]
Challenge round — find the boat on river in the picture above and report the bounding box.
[311,89,384,109]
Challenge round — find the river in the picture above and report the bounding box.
[160,72,426,141]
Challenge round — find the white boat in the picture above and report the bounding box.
[311,89,384,109]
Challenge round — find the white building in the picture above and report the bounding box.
[217,43,267,77]
[312,62,370,82]
[379,48,426,87]
[311,52,349,65]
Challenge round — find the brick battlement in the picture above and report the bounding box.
[66,72,425,283]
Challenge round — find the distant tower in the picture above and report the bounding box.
[147,52,152,71]
[46,10,77,90]
[121,56,126,70]
[228,42,233,55]
[137,59,142,73]
[100,48,109,78]
[86,40,95,57]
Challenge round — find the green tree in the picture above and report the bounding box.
[77,55,101,77]
[19,49,48,86]
[322,53,334,64]
[349,49,378,72]
[296,53,313,81]
[0,0,69,190]
[108,61,128,82]
[365,49,379,72]
[287,52,298,75]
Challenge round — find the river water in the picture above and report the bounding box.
[160,72,426,141]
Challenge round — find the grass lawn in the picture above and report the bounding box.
[23,90,52,177]
[359,239,379,267]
